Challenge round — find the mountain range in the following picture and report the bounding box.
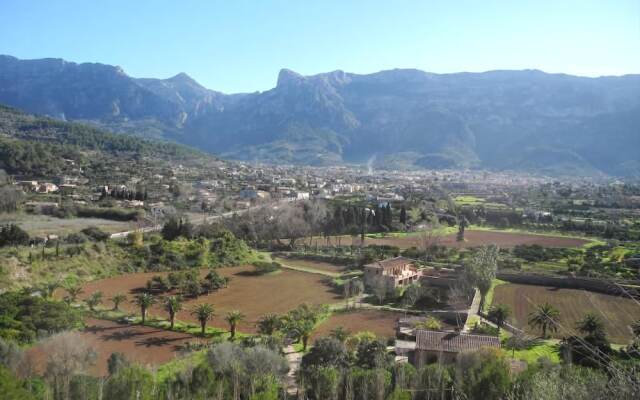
[1,54,639,176]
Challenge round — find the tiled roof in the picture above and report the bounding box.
[365,256,414,270]
[415,330,500,353]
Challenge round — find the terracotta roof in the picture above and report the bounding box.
[415,330,500,353]
[365,256,414,270]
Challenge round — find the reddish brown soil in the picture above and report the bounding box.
[68,266,341,334]
[353,230,588,250]
[26,318,198,376]
[311,310,405,341]
[494,283,639,343]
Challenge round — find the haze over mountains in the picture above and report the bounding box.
[1,55,638,177]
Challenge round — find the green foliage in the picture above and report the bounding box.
[0,366,35,400]
[456,348,511,400]
[0,224,29,247]
[251,261,281,275]
[104,364,155,400]
[0,291,82,344]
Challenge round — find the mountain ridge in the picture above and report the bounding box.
[1,55,639,176]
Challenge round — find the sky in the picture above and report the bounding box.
[1,0,639,93]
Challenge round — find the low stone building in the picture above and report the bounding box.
[364,256,421,291]
[407,330,500,367]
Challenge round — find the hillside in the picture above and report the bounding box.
[1,55,639,176]
[0,104,215,179]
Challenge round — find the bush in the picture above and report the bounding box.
[0,224,29,247]
[252,261,281,275]
[81,226,110,242]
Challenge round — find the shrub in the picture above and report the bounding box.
[252,261,281,275]
[81,226,110,242]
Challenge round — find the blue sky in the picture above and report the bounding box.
[1,0,638,93]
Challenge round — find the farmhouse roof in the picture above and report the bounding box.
[415,330,500,353]
[365,256,414,270]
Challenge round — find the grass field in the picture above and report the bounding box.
[351,230,589,250]
[0,212,132,236]
[493,283,639,344]
[69,265,342,334]
[26,318,199,376]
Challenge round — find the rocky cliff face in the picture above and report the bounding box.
[1,55,639,176]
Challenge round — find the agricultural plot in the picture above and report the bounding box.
[72,265,342,334]
[493,283,639,344]
[27,318,198,376]
[0,213,132,236]
[311,309,405,341]
[272,256,348,276]
[345,230,589,250]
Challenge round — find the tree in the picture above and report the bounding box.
[110,293,127,311]
[464,245,498,311]
[402,284,422,310]
[257,313,281,336]
[356,338,389,369]
[85,291,103,311]
[456,347,510,400]
[399,206,407,225]
[576,313,606,337]
[107,352,130,376]
[329,326,350,343]
[65,285,83,303]
[457,216,468,242]
[163,296,183,330]
[191,304,215,335]
[414,316,443,331]
[488,304,511,333]
[371,275,388,305]
[42,332,97,400]
[104,364,154,400]
[293,318,316,351]
[133,293,156,325]
[301,337,348,369]
[528,302,560,339]
[225,310,245,340]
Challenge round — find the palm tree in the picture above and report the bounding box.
[257,313,281,335]
[65,285,84,302]
[292,318,316,351]
[576,313,606,337]
[110,293,127,311]
[528,303,560,339]
[225,310,245,340]
[164,296,183,330]
[329,326,350,343]
[488,304,512,333]
[85,291,103,311]
[133,293,156,324]
[191,304,215,336]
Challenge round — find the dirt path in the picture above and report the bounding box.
[284,345,302,396]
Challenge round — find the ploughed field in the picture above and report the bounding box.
[311,310,404,341]
[368,230,588,249]
[273,256,348,275]
[493,283,639,344]
[27,318,198,376]
[312,230,589,250]
[71,265,341,333]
